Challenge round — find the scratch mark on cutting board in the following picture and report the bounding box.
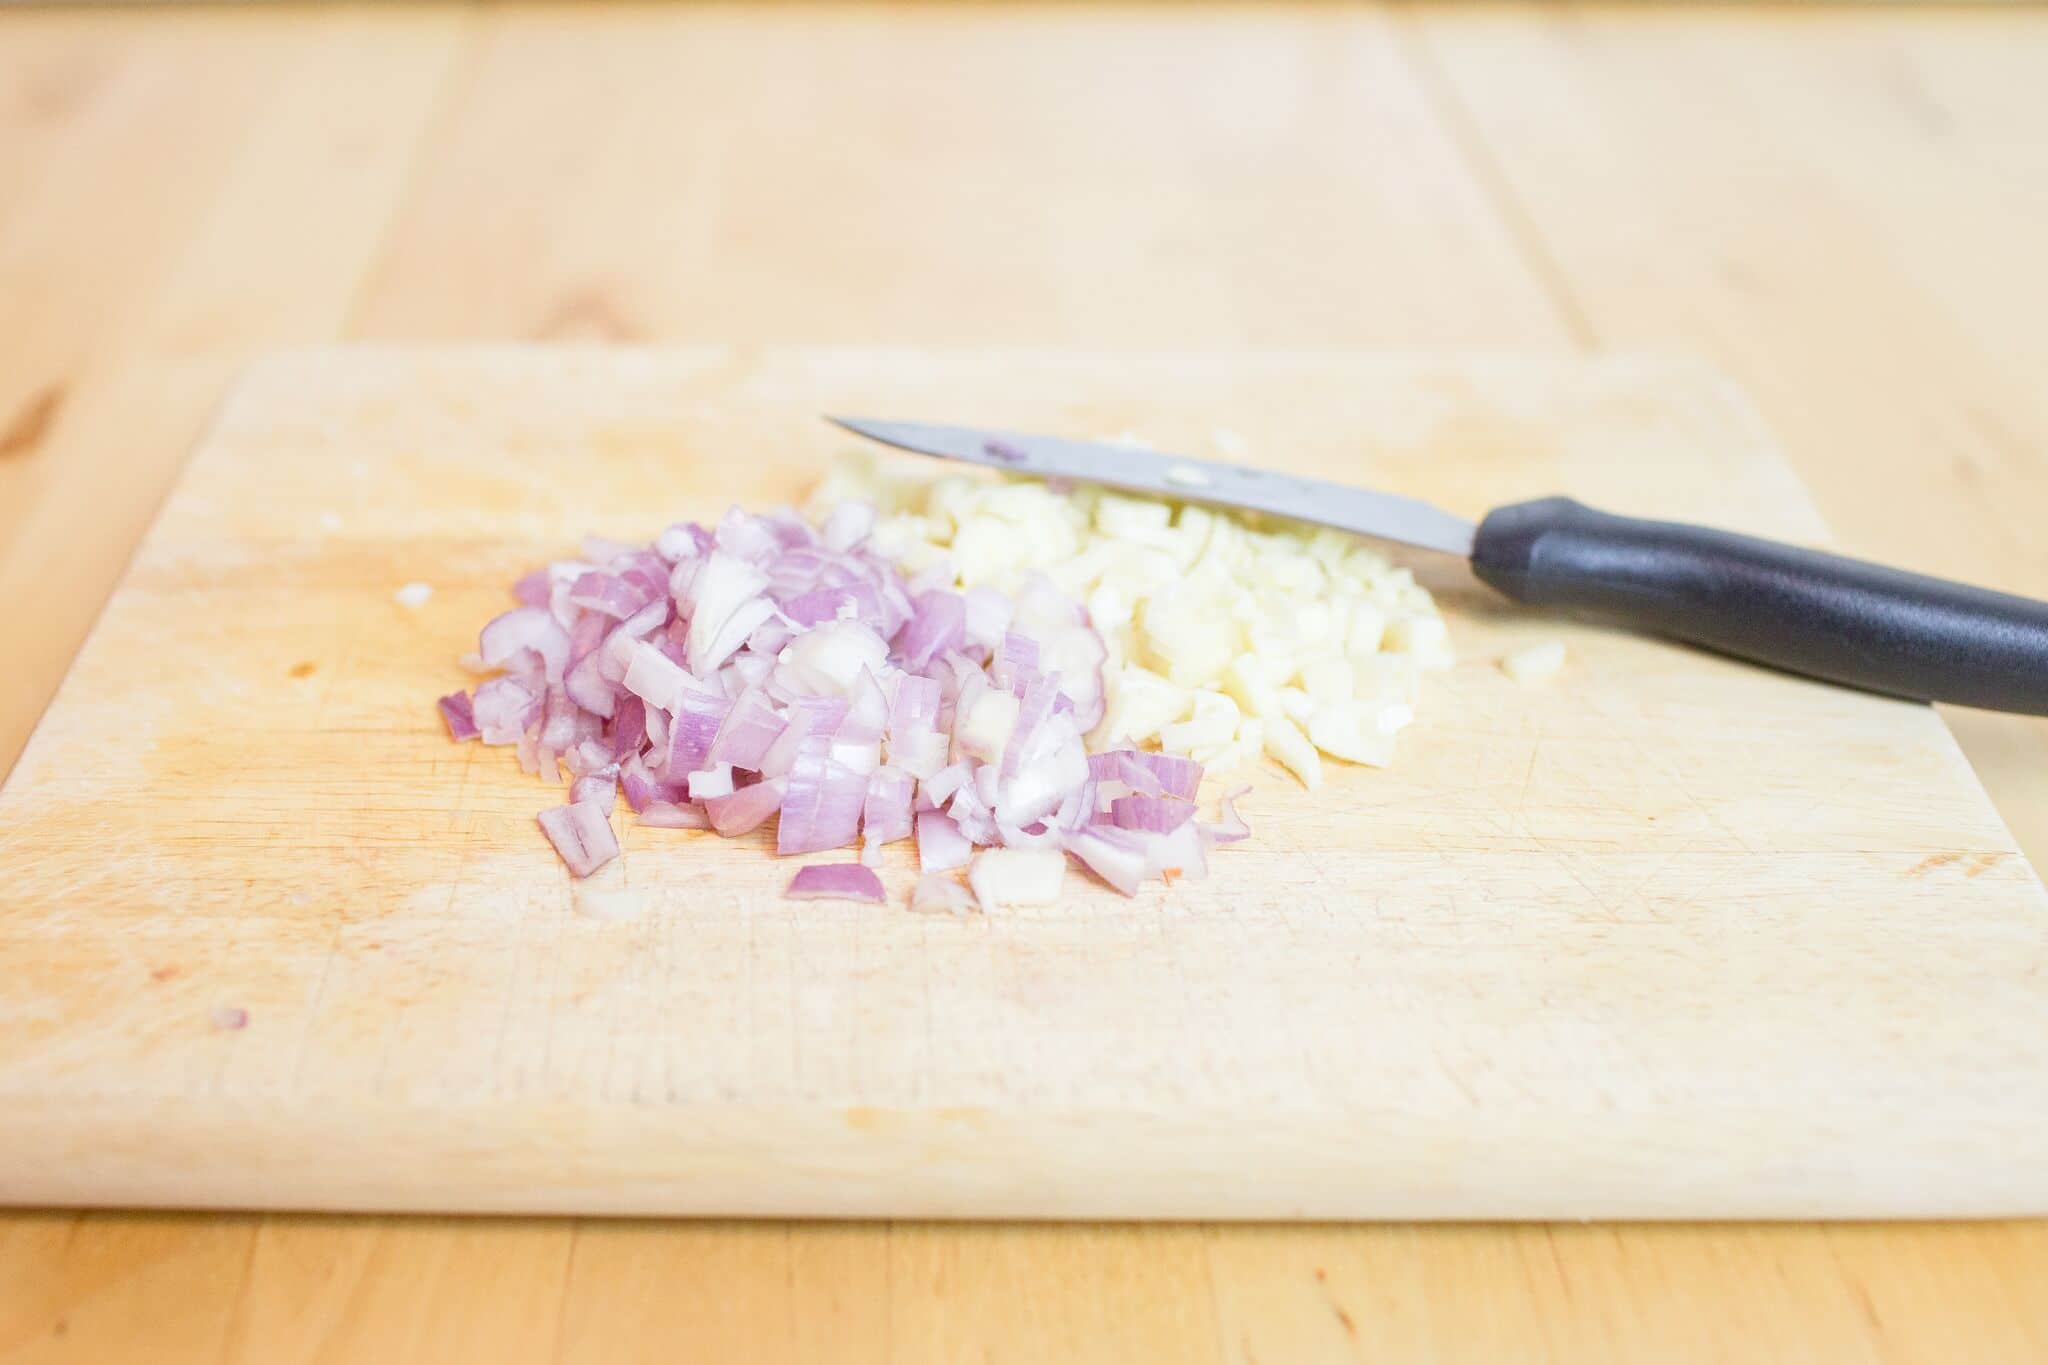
[1511,735,1543,838]
[203,875,260,1098]
[1905,852,1962,878]
[286,927,344,1097]
[0,382,64,459]
[1433,1044,1483,1110]
[531,287,642,343]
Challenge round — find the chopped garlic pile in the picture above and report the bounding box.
[809,447,1450,788]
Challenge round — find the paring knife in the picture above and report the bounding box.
[828,416,2048,715]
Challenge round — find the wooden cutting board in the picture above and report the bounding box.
[2,348,2042,1220]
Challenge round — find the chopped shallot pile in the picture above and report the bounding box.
[437,501,1250,905]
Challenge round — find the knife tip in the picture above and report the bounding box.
[825,414,915,451]
[822,414,1007,467]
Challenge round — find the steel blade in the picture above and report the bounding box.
[827,417,1476,557]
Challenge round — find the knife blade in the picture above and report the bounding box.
[826,417,1478,557]
[826,414,2048,715]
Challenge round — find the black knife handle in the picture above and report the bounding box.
[1470,497,2048,714]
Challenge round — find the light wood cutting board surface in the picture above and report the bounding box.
[0,347,2041,1219]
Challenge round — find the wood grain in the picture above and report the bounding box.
[1407,1,2048,870]
[2,1,2046,1361]
[0,3,463,790]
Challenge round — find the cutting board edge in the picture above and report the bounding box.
[4,1096,2044,1222]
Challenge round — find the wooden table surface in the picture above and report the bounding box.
[2,3,2045,1360]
